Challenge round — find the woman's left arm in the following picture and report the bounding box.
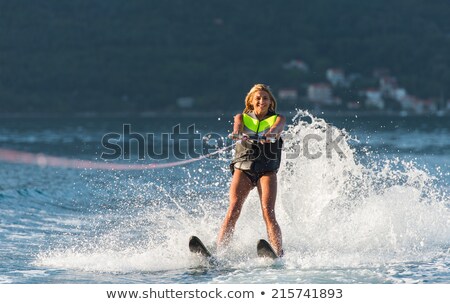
[265,115,286,139]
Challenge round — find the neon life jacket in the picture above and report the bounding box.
[242,112,278,136]
[231,111,283,174]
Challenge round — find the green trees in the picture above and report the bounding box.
[0,0,449,113]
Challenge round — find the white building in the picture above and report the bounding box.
[413,99,437,114]
[398,95,415,111]
[326,68,346,86]
[308,83,332,104]
[283,59,309,72]
[393,88,407,101]
[365,89,384,110]
[278,89,298,100]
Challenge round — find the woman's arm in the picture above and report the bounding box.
[232,113,244,135]
[265,114,286,139]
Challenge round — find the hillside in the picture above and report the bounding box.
[1,0,450,113]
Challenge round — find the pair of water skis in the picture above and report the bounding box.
[189,235,280,265]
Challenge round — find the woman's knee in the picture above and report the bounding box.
[226,201,243,220]
[262,208,277,225]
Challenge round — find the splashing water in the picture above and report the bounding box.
[36,111,450,283]
[275,111,449,267]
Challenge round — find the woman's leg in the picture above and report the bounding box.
[217,169,254,248]
[257,172,283,256]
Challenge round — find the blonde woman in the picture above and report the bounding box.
[217,84,286,257]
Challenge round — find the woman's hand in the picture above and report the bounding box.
[263,132,277,143]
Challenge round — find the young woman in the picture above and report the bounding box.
[217,84,286,256]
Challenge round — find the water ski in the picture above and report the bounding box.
[189,236,218,265]
[257,239,279,259]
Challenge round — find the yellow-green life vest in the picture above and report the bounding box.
[242,112,278,136]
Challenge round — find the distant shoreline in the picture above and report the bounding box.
[0,110,448,119]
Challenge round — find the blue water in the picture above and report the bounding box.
[0,112,449,283]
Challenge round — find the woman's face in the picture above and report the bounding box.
[250,90,271,114]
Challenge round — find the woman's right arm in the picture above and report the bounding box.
[232,114,243,134]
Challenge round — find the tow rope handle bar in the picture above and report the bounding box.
[227,133,278,143]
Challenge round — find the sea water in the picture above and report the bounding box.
[0,112,448,283]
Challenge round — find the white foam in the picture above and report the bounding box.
[0,276,13,283]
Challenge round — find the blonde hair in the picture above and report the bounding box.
[243,84,277,114]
